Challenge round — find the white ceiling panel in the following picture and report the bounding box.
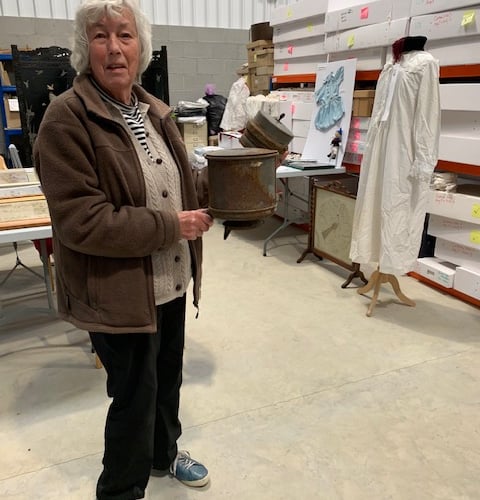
[0,0,300,28]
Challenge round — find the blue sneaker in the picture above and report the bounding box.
[170,450,209,487]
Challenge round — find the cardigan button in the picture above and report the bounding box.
[175,284,182,291]
[162,190,168,198]
[146,131,150,137]
[174,255,180,262]
[156,158,163,165]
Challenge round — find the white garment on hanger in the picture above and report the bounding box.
[349,51,440,276]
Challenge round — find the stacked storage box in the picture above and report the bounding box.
[416,189,480,299]
[247,39,274,95]
[409,1,480,66]
[324,0,411,70]
[269,90,315,220]
[270,0,328,77]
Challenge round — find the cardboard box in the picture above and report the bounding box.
[247,40,274,66]
[325,0,411,32]
[415,256,457,288]
[0,61,11,85]
[435,237,480,273]
[453,266,480,299]
[273,15,326,44]
[177,121,208,153]
[410,0,479,17]
[352,90,375,117]
[410,8,480,41]
[427,190,480,225]
[428,214,480,250]
[270,0,328,26]
[3,96,21,129]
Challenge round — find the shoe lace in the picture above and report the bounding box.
[171,451,196,474]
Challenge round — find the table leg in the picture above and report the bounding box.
[263,178,293,256]
[39,239,55,313]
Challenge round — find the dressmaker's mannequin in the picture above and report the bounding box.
[350,35,440,316]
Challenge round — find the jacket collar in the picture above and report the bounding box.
[73,74,173,123]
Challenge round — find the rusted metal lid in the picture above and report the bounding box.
[240,110,294,154]
[205,147,277,159]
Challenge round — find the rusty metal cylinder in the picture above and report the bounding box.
[205,148,278,220]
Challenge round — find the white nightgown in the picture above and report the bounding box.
[349,50,440,276]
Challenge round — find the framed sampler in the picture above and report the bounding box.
[297,177,367,288]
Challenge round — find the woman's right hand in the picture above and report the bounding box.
[178,209,214,240]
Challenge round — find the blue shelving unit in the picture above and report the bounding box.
[0,53,22,162]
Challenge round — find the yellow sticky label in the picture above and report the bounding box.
[307,24,313,32]
[472,203,480,218]
[470,230,480,244]
[287,7,293,18]
[462,10,475,26]
[347,35,355,48]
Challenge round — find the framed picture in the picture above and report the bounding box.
[298,177,366,288]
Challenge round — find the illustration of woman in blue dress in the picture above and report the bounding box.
[314,66,345,130]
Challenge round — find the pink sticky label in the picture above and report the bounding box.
[291,103,296,115]
[354,131,361,140]
[351,142,359,153]
[360,7,369,19]
[287,45,294,55]
[283,63,289,71]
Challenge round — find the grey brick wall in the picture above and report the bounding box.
[0,17,249,105]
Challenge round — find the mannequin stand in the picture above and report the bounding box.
[357,269,415,317]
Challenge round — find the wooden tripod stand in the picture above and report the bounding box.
[357,269,416,317]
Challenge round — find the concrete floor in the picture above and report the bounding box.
[0,218,479,500]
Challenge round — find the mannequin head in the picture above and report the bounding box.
[392,36,427,62]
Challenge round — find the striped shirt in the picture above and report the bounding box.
[90,77,154,160]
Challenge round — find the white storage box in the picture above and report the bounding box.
[274,36,326,60]
[427,190,480,225]
[325,0,411,32]
[423,36,480,66]
[270,0,328,26]
[411,0,479,17]
[218,131,242,149]
[428,214,480,250]
[453,266,480,300]
[327,48,384,71]
[273,15,326,44]
[410,8,480,41]
[415,257,457,288]
[325,18,409,53]
[290,136,307,154]
[440,83,480,111]
[435,237,480,273]
[273,57,328,76]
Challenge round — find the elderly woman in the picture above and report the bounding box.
[33,0,213,498]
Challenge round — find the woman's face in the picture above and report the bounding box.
[87,8,140,104]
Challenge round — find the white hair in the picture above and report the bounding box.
[70,0,152,77]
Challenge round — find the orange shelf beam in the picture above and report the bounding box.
[272,73,316,84]
[440,64,480,78]
[409,272,480,309]
[435,160,480,176]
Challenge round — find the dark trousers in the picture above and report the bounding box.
[90,295,186,500]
